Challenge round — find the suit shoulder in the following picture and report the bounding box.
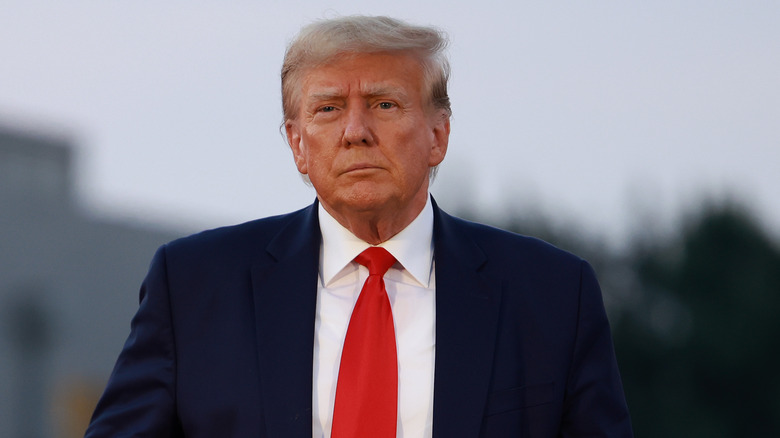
[163,205,312,260]
[443,213,583,267]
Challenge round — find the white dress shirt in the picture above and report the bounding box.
[312,197,436,438]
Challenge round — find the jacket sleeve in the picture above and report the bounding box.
[85,245,184,437]
[560,261,633,437]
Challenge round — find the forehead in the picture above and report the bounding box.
[299,52,427,98]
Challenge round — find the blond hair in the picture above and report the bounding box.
[281,15,451,122]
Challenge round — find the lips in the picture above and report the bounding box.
[342,163,382,174]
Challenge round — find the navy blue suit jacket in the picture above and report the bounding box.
[86,200,632,437]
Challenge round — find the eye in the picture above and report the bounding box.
[378,102,395,110]
[318,106,336,113]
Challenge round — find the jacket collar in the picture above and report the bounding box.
[252,201,321,437]
[251,199,501,437]
[431,198,502,438]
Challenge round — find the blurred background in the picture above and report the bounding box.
[1,2,778,437]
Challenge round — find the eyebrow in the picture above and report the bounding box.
[305,83,410,104]
[306,88,344,104]
[361,84,409,101]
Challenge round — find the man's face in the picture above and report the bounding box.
[285,52,449,223]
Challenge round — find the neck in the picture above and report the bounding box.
[319,193,428,245]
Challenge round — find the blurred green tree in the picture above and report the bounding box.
[616,205,780,437]
[467,202,780,437]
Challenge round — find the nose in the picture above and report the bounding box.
[342,105,374,146]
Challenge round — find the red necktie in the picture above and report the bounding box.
[332,247,398,438]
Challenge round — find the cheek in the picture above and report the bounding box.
[302,125,336,155]
[300,134,339,175]
[400,129,437,164]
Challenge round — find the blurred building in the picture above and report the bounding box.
[0,123,182,438]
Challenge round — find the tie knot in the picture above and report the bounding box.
[355,247,396,277]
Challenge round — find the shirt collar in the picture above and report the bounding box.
[318,196,434,288]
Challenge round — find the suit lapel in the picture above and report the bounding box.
[251,202,320,437]
[248,200,501,437]
[431,202,502,438]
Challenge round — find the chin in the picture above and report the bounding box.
[337,190,395,213]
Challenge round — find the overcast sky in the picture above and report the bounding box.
[2,1,778,247]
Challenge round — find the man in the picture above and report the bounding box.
[86,16,632,438]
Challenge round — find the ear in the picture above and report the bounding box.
[428,112,450,167]
[285,120,308,175]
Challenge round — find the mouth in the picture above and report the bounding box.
[342,163,382,175]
